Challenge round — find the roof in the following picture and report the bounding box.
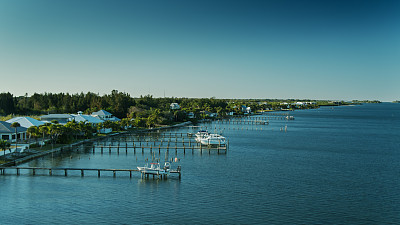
[41,114,73,119]
[6,117,45,128]
[0,121,28,133]
[71,115,104,124]
[92,110,112,116]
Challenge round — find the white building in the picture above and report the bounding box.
[6,117,45,128]
[40,114,74,124]
[91,110,121,122]
[71,112,104,125]
[0,121,27,142]
[170,103,180,110]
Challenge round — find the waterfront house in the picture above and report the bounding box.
[201,111,218,118]
[241,105,251,114]
[0,121,27,142]
[71,112,111,133]
[72,112,104,125]
[91,110,121,122]
[170,103,180,110]
[187,112,195,119]
[6,117,45,128]
[40,114,73,125]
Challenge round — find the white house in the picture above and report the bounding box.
[0,121,27,142]
[187,112,195,119]
[40,114,74,124]
[6,117,45,128]
[71,112,112,134]
[170,103,180,110]
[241,105,251,114]
[91,110,121,122]
[71,112,104,125]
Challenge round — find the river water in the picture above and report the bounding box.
[1,103,399,224]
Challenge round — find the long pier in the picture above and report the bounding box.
[93,143,227,154]
[215,120,268,125]
[0,167,181,179]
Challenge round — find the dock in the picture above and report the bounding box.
[0,166,181,179]
[92,143,227,154]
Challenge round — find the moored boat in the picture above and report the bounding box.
[195,130,210,142]
[137,162,171,175]
[199,133,226,146]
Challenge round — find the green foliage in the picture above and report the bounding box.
[0,139,11,151]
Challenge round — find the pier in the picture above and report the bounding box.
[0,166,181,179]
[93,143,227,154]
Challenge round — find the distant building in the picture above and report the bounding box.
[241,105,251,114]
[170,103,180,110]
[187,112,195,119]
[201,111,218,118]
[6,117,45,128]
[0,121,27,142]
[91,110,121,122]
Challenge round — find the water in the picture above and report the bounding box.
[1,103,399,224]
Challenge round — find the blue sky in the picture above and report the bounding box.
[0,0,399,101]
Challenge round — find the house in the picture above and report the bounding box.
[0,121,27,142]
[201,111,218,118]
[187,112,195,119]
[91,110,121,122]
[40,114,74,124]
[71,112,112,134]
[170,103,180,110]
[241,105,251,114]
[6,117,45,128]
[71,112,104,125]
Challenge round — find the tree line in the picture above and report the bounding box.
[1,90,333,126]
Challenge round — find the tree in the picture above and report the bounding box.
[27,126,40,149]
[10,122,20,154]
[65,120,79,140]
[0,139,11,157]
[39,124,50,148]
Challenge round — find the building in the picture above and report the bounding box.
[0,121,27,142]
[40,114,74,124]
[201,110,218,118]
[170,103,180,110]
[71,112,104,125]
[91,110,121,122]
[241,105,251,114]
[6,117,45,128]
[187,112,195,119]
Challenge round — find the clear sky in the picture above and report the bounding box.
[0,0,399,101]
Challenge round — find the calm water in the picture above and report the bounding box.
[1,103,399,224]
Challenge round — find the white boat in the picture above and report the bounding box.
[195,130,209,142]
[200,134,226,146]
[137,162,171,175]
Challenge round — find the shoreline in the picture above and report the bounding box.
[0,121,192,167]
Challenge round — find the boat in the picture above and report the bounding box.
[200,133,226,146]
[137,162,171,175]
[285,116,294,120]
[195,130,209,142]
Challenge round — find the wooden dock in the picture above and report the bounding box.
[93,143,227,154]
[0,166,181,179]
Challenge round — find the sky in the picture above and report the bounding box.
[0,0,399,101]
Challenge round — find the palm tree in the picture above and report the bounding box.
[0,139,11,157]
[10,122,21,155]
[26,126,38,149]
[39,124,50,148]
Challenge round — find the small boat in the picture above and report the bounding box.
[137,162,171,175]
[195,130,209,142]
[200,134,226,146]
